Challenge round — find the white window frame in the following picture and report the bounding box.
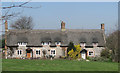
[48,42,51,45]
[44,42,48,45]
[41,42,44,45]
[42,42,51,45]
[93,43,98,47]
[50,49,56,55]
[80,42,86,47]
[18,42,27,46]
[88,51,94,56]
[55,42,61,45]
[17,50,22,55]
[36,49,40,55]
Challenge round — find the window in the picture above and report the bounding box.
[48,41,51,45]
[89,51,94,56]
[17,50,22,55]
[22,42,27,45]
[50,49,56,55]
[18,42,27,46]
[93,43,98,47]
[41,42,51,45]
[36,49,40,55]
[80,42,86,47]
[55,41,61,45]
[41,42,44,45]
[44,42,48,45]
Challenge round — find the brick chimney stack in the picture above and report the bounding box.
[5,20,8,59]
[61,21,65,31]
[5,20,8,32]
[101,23,105,30]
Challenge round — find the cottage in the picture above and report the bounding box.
[5,21,106,59]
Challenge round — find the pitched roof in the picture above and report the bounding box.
[6,29,105,46]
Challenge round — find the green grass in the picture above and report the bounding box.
[2,59,118,71]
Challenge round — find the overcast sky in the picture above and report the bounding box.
[1,2,118,34]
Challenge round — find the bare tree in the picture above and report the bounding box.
[10,16,34,29]
[1,1,41,21]
[106,30,119,62]
[2,1,31,9]
[1,1,41,59]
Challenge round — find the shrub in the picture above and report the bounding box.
[67,42,76,56]
[60,56,67,59]
[68,44,81,59]
[87,57,112,62]
[101,49,110,58]
[68,49,76,59]
[74,45,81,58]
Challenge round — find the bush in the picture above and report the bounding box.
[67,42,76,56]
[87,57,112,62]
[68,45,81,59]
[59,56,68,59]
[0,39,5,48]
[101,49,110,58]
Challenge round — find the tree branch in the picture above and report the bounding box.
[2,12,21,20]
[2,1,41,9]
[2,1,30,9]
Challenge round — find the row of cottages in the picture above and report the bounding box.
[5,21,106,59]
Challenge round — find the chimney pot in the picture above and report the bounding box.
[61,21,65,31]
[5,20,8,32]
[101,23,104,30]
[5,20,8,58]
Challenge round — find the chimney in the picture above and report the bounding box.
[101,23,104,30]
[5,20,8,59]
[5,20,8,32]
[61,21,65,31]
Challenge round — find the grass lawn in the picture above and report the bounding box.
[2,59,118,71]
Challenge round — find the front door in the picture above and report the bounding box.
[27,53,31,58]
[26,48,32,58]
[81,52,86,59]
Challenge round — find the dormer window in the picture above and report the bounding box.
[22,42,27,45]
[92,38,98,47]
[41,41,44,45]
[80,42,86,47]
[55,41,61,45]
[48,41,51,45]
[18,42,21,45]
[41,41,51,45]
[18,42,27,46]
[44,42,48,45]
[93,42,98,47]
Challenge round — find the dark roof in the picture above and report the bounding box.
[6,29,105,46]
